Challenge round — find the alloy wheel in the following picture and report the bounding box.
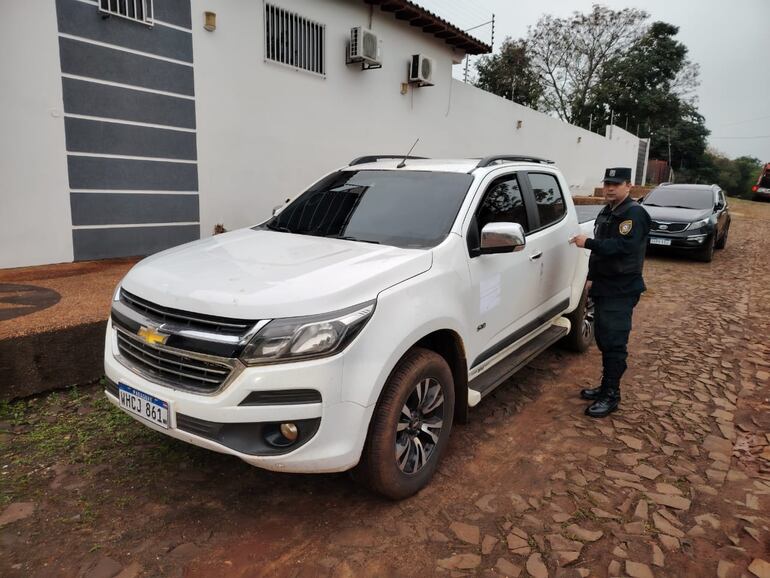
[582,297,595,340]
[395,378,445,474]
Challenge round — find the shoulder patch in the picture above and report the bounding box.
[619,220,633,235]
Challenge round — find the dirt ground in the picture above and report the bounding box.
[0,258,137,339]
[2,199,770,578]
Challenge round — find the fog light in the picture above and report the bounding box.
[280,422,298,441]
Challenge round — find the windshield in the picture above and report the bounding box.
[643,187,713,210]
[260,170,474,249]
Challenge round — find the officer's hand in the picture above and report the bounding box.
[570,234,588,248]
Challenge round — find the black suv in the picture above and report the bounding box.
[640,184,730,262]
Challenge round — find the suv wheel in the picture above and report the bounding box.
[354,348,454,500]
[715,224,729,250]
[561,285,594,352]
[696,236,715,262]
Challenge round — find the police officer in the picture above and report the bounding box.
[569,167,651,418]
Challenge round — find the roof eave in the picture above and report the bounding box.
[363,0,492,55]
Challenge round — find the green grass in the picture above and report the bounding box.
[0,383,199,507]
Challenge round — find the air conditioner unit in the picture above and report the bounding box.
[409,54,434,86]
[349,27,380,65]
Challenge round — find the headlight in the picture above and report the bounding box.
[689,218,710,230]
[240,301,376,365]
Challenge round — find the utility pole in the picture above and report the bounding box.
[491,13,495,50]
[609,110,614,139]
[588,114,593,132]
[463,55,470,83]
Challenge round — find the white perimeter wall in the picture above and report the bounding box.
[0,2,72,269]
[192,0,640,237]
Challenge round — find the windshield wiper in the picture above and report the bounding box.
[266,222,292,233]
[333,236,380,244]
[666,205,699,210]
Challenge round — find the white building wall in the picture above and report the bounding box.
[0,0,641,269]
[191,0,640,237]
[0,2,72,268]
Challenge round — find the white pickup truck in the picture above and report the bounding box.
[105,155,595,499]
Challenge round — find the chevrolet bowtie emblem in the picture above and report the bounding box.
[138,326,168,346]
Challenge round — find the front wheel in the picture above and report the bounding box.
[696,236,715,262]
[715,224,729,250]
[354,348,454,500]
[561,285,594,352]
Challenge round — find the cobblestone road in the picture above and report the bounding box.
[2,200,769,578]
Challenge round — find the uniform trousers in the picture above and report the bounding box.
[592,294,641,387]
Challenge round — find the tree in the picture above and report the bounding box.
[582,22,696,132]
[648,103,710,176]
[473,38,542,108]
[527,5,648,124]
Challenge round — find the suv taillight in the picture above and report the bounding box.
[752,185,759,192]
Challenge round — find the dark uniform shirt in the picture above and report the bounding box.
[585,195,651,297]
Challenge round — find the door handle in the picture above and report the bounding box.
[529,251,543,261]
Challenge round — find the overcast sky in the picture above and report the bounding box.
[417,0,770,161]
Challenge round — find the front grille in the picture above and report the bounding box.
[116,329,233,393]
[651,221,688,233]
[120,290,254,337]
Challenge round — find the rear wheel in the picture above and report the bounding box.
[561,284,594,352]
[354,348,454,500]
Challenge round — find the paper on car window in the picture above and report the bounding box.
[480,274,501,314]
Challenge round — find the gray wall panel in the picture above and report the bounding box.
[73,225,200,260]
[62,78,196,128]
[68,156,199,190]
[153,0,193,29]
[56,0,193,62]
[59,37,195,96]
[70,193,199,225]
[65,117,197,160]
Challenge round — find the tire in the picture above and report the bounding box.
[696,236,715,262]
[715,224,728,250]
[561,284,594,352]
[354,347,454,500]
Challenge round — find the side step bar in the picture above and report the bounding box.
[467,320,569,406]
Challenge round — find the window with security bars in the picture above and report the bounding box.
[99,0,154,25]
[264,3,325,76]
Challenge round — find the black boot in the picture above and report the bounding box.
[580,376,609,400]
[580,385,604,400]
[585,384,620,418]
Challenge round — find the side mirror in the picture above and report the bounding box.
[479,222,526,255]
[715,202,724,211]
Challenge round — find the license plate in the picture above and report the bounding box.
[650,237,671,246]
[118,384,169,429]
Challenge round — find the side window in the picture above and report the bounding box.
[719,191,726,207]
[476,174,528,232]
[529,173,565,228]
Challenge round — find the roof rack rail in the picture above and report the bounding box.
[348,155,428,166]
[473,155,555,170]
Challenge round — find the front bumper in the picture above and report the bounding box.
[104,319,374,473]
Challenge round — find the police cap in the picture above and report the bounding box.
[603,167,632,184]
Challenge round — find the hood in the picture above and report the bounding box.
[642,205,711,223]
[121,228,432,319]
